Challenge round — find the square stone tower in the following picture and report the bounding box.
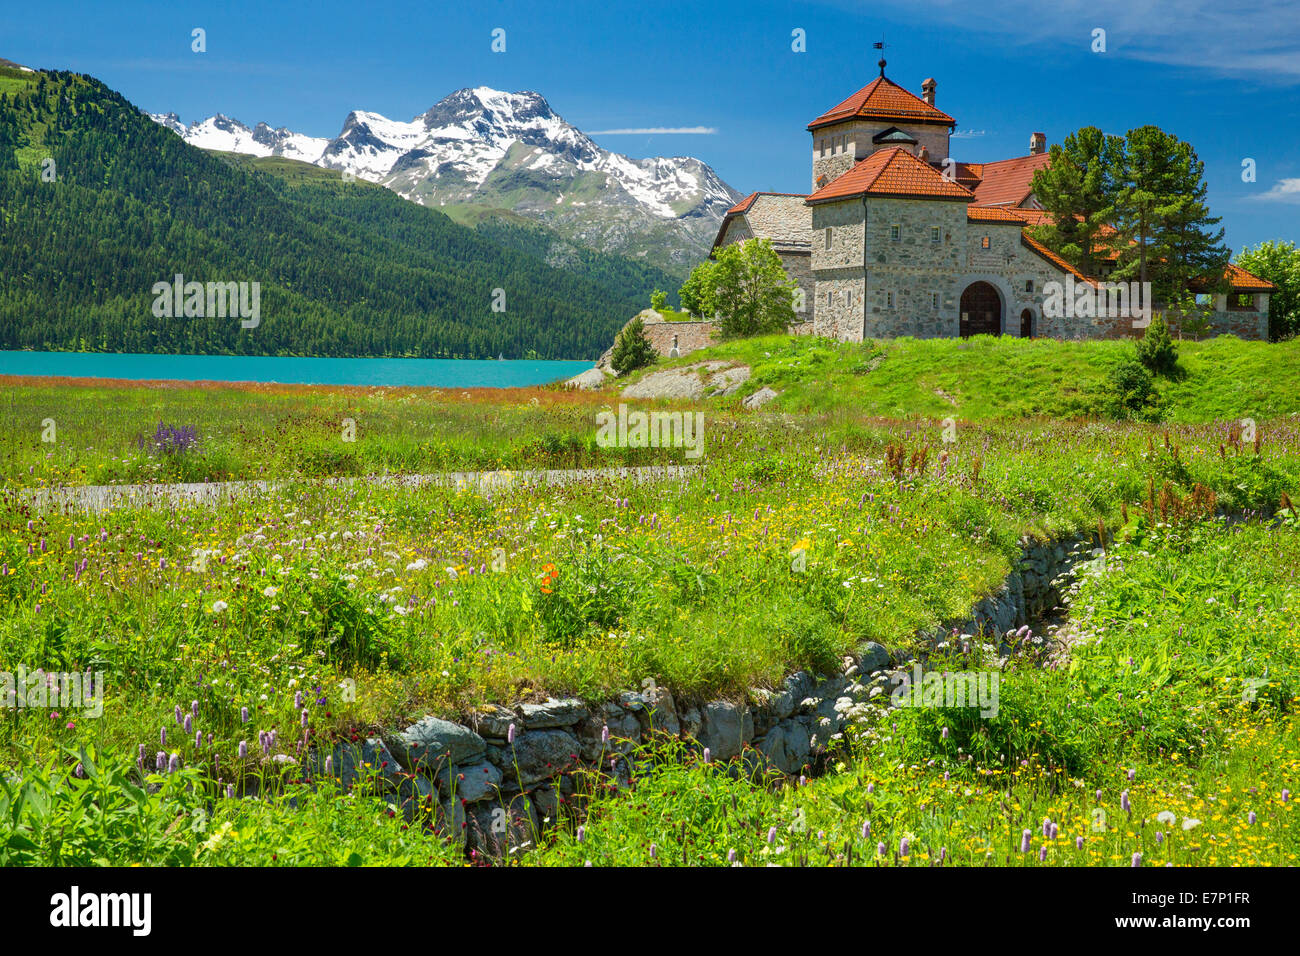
[808,70,955,191]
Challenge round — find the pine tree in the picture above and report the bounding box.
[1105,126,1229,305]
[1029,126,1121,276]
[1136,311,1178,376]
[610,316,656,375]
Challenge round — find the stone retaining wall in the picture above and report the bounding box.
[312,533,1095,856]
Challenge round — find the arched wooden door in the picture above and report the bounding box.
[959,282,1002,338]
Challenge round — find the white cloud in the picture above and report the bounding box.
[952,129,987,139]
[854,0,1300,81]
[1251,178,1300,203]
[588,126,717,135]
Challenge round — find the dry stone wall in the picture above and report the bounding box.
[303,534,1092,856]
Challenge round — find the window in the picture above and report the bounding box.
[980,236,991,250]
[885,291,895,309]
[818,138,825,157]
[931,226,941,243]
[824,227,832,250]
[931,292,941,310]
[1195,293,1212,306]
[1228,292,1255,311]
[826,291,832,307]
[890,224,901,242]
[1024,280,1034,293]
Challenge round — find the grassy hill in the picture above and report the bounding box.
[0,66,667,360]
[620,333,1300,424]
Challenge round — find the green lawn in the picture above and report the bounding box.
[627,333,1300,424]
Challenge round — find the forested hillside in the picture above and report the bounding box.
[0,66,666,359]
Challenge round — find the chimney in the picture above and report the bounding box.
[921,77,936,106]
[1030,131,1046,155]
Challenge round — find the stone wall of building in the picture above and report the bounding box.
[1034,291,1269,342]
[637,310,717,358]
[811,120,950,189]
[810,199,867,338]
[780,249,816,326]
[861,197,968,337]
[718,217,753,246]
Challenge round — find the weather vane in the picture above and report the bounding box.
[874,39,887,77]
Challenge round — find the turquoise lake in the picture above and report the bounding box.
[0,351,593,388]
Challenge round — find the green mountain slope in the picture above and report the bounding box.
[0,67,671,359]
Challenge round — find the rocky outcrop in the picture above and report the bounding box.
[742,386,779,410]
[564,366,613,390]
[621,361,750,400]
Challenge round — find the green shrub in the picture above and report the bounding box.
[610,317,656,376]
[1104,357,1160,419]
[1136,313,1178,376]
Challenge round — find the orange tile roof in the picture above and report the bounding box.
[1020,233,1095,285]
[1221,263,1275,291]
[807,147,973,204]
[971,152,1052,207]
[967,206,1028,223]
[808,76,955,130]
[944,160,984,188]
[1008,207,1051,226]
[726,192,759,215]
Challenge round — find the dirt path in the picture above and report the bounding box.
[22,464,700,513]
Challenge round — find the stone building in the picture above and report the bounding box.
[712,65,1274,341]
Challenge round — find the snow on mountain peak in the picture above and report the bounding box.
[148,87,741,268]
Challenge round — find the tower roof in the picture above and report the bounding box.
[807,146,973,204]
[808,75,955,130]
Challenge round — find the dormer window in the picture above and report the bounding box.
[871,126,918,147]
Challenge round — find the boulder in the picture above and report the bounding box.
[742,386,779,410]
[470,705,518,741]
[436,760,503,803]
[390,716,486,773]
[467,794,541,857]
[564,367,611,391]
[640,680,680,736]
[699,700,751,760]
[705,365,751,396]
[316,737,404,792]
[857,641,891,674]
[519,697,588,729]
[488,729,581,787]
[755,720,811,775]
[575,703,641,761]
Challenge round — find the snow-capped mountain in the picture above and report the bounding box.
[148,112,329,165]
[149,88,741,271]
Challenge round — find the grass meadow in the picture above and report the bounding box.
[1,335,1297,865]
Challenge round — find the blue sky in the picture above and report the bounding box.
[4,0,1298,252]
